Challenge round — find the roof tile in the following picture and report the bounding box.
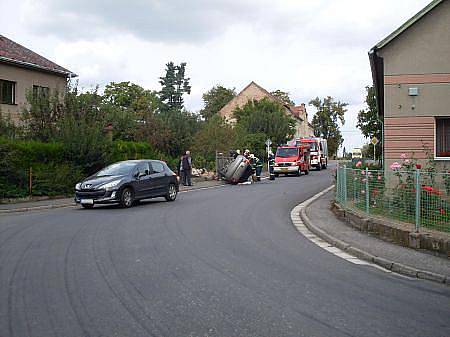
[0,35,74,76]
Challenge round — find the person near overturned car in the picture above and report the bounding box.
[249,153,263,181]
[182,151,193,186]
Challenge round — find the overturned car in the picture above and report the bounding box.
[219,155,255,184]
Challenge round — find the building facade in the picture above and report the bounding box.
[370,0,450,170]
[0,35,76,123]
[218,81,313,139]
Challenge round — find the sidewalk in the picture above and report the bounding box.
[0,179,225,213]
[304,190,450,281]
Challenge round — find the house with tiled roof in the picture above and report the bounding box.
[369,0,450,169]
[0,34,76,122]
[218,81,313,139]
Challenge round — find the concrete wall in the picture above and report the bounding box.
[378,1,450,169]
[378,1,450,75]
[0,63,68,122]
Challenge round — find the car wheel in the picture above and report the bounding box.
[317,165,321,171]
[81,204,94,209]
[296,169,301,176]
[165,184,177,202]
[274,173,279,177]
[120,187,134,208]
[305,168,309,175]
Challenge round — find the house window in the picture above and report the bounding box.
[33,85,50,100]
[436,118,450,158]
[0,79,15,104]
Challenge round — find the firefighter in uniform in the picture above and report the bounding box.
[249,154,263,181]
[268,150,275,180]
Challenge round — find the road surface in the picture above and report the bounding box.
[0,165,449,337]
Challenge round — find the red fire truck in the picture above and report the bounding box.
[273,145,311,177]
[297,137,328,170]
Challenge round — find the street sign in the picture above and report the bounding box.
[371,137,379,146]
[265,139,272,147]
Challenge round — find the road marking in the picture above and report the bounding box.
[290,186,379,267]
[290,188,423,281]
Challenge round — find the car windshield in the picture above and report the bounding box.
[95,162,136,177]
[302,142,318,151]
[276,148,298,158]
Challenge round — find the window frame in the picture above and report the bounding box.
[435,117,450,161]
[32,85,50,101]
[0,79,16,105]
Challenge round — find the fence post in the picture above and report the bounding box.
[415,169,421,232]
[215,150,219,181]
[338,165,342,203]
[365,167,369,215]
[29,166,33,197]
[343,165,347,207]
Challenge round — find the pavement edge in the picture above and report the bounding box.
[291,185,449,286]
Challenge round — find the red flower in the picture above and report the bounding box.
[422,186,433,192]
[416,164,422,169]
[439,208,446,215]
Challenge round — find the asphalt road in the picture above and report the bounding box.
[1,165,449,337]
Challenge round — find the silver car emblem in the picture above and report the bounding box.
[84,184,92,188]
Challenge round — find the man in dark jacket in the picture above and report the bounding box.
[182,151,192,186]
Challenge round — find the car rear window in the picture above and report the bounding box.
[151,162,165,173]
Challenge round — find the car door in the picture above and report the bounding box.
[149,161,169,196]
[133,162,152,198]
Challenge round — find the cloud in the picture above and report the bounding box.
[2,0,433,153]
[20,0,269,43]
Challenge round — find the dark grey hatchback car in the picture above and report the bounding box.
[75,160,179,208]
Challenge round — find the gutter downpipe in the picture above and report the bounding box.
[368,48,384,169]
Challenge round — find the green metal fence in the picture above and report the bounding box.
[336,165,450,233]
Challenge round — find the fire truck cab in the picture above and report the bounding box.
[273,145,311,177]
[298,137,328,170]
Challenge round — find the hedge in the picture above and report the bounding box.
[0,138,176,199]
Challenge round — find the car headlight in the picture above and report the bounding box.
[99,180,122,191]
[75,183,81,190]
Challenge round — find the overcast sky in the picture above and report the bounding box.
[2,0,431,152]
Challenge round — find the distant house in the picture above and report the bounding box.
[369,0,450,169]
[218,81,314,139]
[0,35,76,123]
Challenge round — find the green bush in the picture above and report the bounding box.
[0,138,177,199]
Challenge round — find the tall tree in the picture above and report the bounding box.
[270,90,295,106]
[357,86,382,157]
[309,96,347,157]
[233,98,295,147]
[200,85,236,121]
[192,115,236,162]
[102,81,161,140]
[159,62,191,112]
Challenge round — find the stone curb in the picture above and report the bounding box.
[0,203,76,214]
[296,185,449,286]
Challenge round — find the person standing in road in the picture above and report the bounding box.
[182,151,193,186]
